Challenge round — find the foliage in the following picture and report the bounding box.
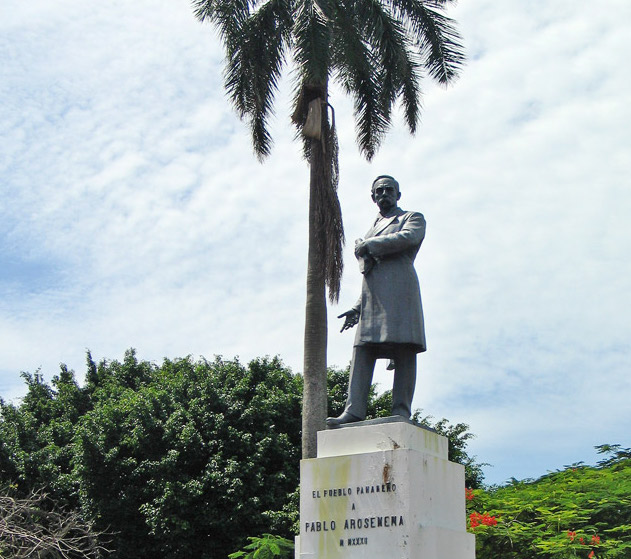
[0,366,88,507]
[0,485,109,559]
[594,444,631,468]
[228,534,294,559]
[1,351,302,559]
[0,351,485,559]
[192,0,464,161]
[7,350,628,559]
[466,447,631,559]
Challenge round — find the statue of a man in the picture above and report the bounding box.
[327,175,426,427]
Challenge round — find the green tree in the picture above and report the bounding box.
[1,352,488,558]
[0,366,88,507]
[73,352,302,559]
[229,534,294,559]
[0,351,304,559]
[192,0,465,458]
[466,447,631,559]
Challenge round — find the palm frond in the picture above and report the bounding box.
[293,0,334,85]
[192,0,250,36]
[387,0,465,85]
[416,5,465,84]
[330,0,423,157]
[329,4,384,159]
[419,0,458,7]
[356,0,422,134]
[311,120,345,302]
[198,0,293,158]
[398,53,422,133]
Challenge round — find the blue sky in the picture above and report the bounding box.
[1,0,630,486]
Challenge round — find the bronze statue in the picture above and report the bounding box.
[327,175,426,427]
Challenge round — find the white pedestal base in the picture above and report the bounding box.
[297,420,475,558]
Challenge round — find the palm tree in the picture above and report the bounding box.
[193,0,464,458]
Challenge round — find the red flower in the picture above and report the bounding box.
[567,531,576,541]
[579,537,585,545]
[469,512,497,528]
[591,535,601,545]
[465,488,475,501]
[588,552,595,559]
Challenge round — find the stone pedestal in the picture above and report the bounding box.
[297,419,475,558]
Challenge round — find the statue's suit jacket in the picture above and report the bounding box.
[352,207,426,354]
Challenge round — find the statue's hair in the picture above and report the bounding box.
[372,175,400,192]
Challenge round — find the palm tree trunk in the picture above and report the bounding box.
[302,133,329,459]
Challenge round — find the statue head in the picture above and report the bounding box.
[371,175,401,213]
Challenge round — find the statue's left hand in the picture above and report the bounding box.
[354,240,369,257]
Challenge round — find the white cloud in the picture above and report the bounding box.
[1,0,630,485]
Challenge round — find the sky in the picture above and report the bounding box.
[1,0,630,487]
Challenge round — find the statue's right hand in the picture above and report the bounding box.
[338,309,360,332]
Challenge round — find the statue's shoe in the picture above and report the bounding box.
[326,412,362,428]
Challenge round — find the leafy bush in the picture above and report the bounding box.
[0,350,486,558]
[1,351,301,559]
[229,534,294,559]
[466,446,631,558]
